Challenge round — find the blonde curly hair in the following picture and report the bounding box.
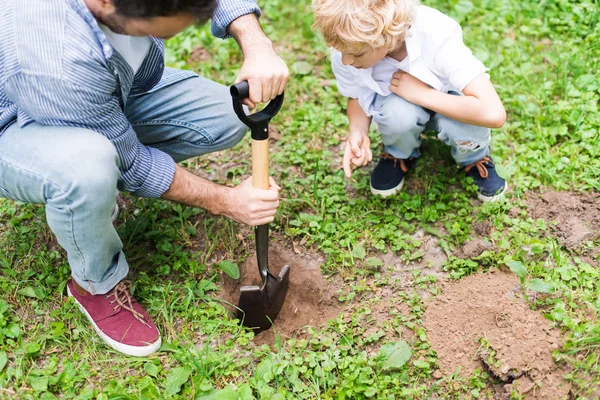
[312,0,419,54]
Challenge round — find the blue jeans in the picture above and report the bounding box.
[371,93,490,166]
[0,74,247,294]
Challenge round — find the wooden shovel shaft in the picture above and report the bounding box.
[252,139,270,189]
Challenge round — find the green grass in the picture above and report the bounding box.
[1,0,599,398]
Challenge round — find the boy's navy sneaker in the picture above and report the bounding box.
[370,152,414,197]
[464,156,507,202]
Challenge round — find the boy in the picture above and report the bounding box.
[312,0,508,202]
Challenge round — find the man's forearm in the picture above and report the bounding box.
[161,164,231,216]
[226,10,289,105]
[161,164,281,227]
[227,13,272,55]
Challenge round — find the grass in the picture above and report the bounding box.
[1,0,599,398]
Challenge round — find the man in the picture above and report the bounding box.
[0,0,289,357]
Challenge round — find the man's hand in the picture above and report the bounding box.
[389,70,433,106]
[225,176,281,226]
[236,46,288,108]
[228,14,289,108]
[161,165,281,227]
[343,130,372,178]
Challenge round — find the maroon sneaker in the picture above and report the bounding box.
[67,279,161,357]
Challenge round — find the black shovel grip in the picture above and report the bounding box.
[230,81,285,140]
[230,80,250,99]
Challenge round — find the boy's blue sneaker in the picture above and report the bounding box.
[464,156,507,202]
[370,153,414,197]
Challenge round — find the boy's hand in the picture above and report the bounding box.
[343,130,372,178]
[389,71,432,106]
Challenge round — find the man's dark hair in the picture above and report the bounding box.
[112,0,217,21]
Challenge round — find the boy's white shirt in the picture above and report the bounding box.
[331,6,489,116]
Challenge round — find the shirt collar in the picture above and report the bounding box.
[66,0,114,59]
[405,27,421,62]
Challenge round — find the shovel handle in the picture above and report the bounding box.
[230,80,283,189]
[231,80,284,283]
[252,139,270,190]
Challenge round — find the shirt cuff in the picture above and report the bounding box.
[131,147,176,198]
[211,0,261,39]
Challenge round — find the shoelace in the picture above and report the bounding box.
[465,157,492,179]
[105,280,152,328]
[380,152,408,173]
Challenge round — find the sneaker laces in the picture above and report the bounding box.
[380,152,408,173]
[465,157,492,179]
[105,280,152,328]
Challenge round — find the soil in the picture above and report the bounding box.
[423,270,571,399]
[189,46,211,63]
[216,241,344,345]
[461,238,493,258]
[525,191,600,249]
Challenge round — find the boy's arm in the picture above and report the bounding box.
[389,72,506,128]
[343,98,373,178]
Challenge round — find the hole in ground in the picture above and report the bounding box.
[216,242,345,345]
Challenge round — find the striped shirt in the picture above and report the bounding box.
[0,0,260,198]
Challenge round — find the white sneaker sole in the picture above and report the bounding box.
[67,286,161,357]
[370,179,405,198]
[478,184,509,203]
[111,203,119,223]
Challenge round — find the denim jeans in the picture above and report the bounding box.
[0,74,247,294]
[371,93,490,166]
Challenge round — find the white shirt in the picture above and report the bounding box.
[331,6,489,116]
[99,25,152,75]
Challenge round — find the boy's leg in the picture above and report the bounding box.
[369,93,430,197]
[429,111,507,201]
[372,93,430,160]
[429,113,490,166]
[125,70,248,161]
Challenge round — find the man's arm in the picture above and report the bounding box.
[210,0,261,39]
[162,164,281,226]
[211,0,288,108]
[228,13,289,107]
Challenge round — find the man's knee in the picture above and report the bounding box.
[52,129,119,200]
[227,118,249,146]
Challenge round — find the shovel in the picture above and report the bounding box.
[230,81,290,332]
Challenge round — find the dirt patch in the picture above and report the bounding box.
[189,46,211,63]
[423,271,571,399]
[461,238,493,258]
[525,191,600,249]
[216,242,344,345]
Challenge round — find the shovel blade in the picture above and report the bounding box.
[236,265,290,332]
